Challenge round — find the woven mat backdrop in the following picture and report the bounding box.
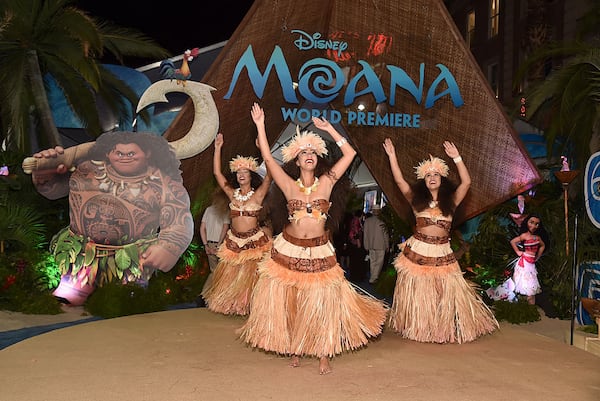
[166,0,541,224]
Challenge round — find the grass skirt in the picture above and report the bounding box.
[238,232,387,358]
[389,235,498,343]
[201,227,272,316]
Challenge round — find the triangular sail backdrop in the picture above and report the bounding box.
[165,0,541,223]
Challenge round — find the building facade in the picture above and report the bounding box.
[444,0,592,113]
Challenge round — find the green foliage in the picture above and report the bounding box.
[0,148,69,238]
[0,252,62,314]
[148,241,209,305]
[379,204,413,246]
[191,180,218,219]
[83,241,209,318]
[51,228,154,286]
[460,210,515,290]
[493,300,541,324]
[34,251,61,290]
[578,324,598,335]
[0,202,46,253]
[371,205,410,298]
[374,264,397,298]
[85,282,168,319]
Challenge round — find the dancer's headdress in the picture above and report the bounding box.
[281,126,328,163]
[229,155,259,172]
[414,155,449,179]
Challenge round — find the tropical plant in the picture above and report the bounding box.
[514,3,600,168]
[0,202,46,254]
[0,251,62,314]
[0,0,170,152]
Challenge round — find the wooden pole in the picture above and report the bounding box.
[563,183,569,256]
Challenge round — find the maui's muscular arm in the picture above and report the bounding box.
[30,146,70,200]
[141,173,194,272]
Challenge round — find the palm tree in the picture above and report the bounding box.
[515,3,600,168]
[0,0,170,152]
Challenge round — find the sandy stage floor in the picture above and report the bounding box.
[0,307,598,401]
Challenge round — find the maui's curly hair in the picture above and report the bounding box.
[266,156,352,236]
[411,176,457,216]
[89,131,182,180]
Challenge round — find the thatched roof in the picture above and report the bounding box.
[165,0,540,224]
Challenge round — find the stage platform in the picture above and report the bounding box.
[0,308,598,401]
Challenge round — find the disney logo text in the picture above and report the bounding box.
[292,30,348,57]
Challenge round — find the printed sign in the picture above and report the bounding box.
[584,151,600,229]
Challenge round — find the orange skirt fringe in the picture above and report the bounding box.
[201,227,272,316]
[238,232,387,358]
[389,236,499,344]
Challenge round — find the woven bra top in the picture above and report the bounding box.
[287,199,331,223]
[414,209,452,232]
[229,203,262,219]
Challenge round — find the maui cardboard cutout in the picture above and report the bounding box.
[23,76,218,305]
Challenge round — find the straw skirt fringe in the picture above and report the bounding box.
[201,228,272,316]
[238,233,387,358]
[389,236,498,344]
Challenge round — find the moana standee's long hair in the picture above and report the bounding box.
[266,156,352,236]
[410,177,457,216]
[519,213,550,253]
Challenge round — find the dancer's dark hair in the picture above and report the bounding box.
[410,177,457,216]
[225,171,264,190]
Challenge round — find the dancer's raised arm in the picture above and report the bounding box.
[383,138,412,201]
[212,133,233,197]
[251,102,294,194]
[443,141,470,206]
[311,117,356,186]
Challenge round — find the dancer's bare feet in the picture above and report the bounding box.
[289,355,300,368]
[319,357,332,375]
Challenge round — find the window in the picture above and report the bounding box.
[466,10,476,47]
[489,0,500,38]
[488,63,499,98]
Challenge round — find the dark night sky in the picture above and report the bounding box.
[77,0,255,58]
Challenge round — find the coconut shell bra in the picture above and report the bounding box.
[229,202,262,219]
[287,199,331,223]
[414,208,452,233]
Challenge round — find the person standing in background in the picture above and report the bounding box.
[347,209,367,282]
[200,194,230,272]
[362,204,389,284]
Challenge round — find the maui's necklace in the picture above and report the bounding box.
[429,200,438,209]
[233,188,254,202]
[296,177,319,195]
